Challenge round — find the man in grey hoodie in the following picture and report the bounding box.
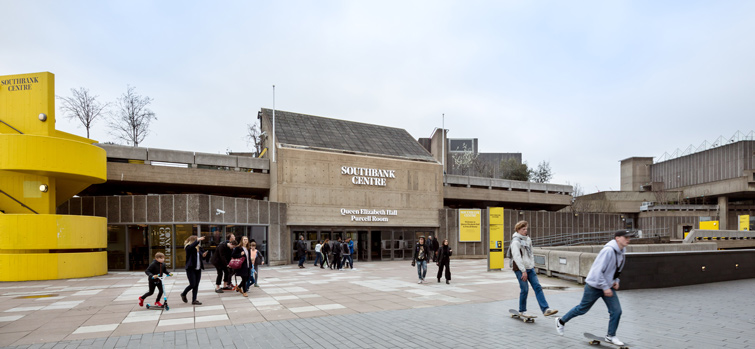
[510,220,558,317]
[555,230,633,346]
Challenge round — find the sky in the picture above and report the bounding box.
[3,1,755,194]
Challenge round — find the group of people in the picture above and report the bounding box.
[412,235,452,284]
[138,233,266,309]
[138,222,631,345]
[296,235,356,270]
[510,220,631,346]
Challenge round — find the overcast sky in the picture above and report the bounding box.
[3,1,755,194]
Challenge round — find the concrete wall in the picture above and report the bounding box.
[58,194,290,265]
[620,157,653,191]
[651,140,755,189]
[275,147,443,227]
[532,244,755,289]
[637,212,718,239]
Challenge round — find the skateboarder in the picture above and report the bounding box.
[510,221,558,318]
[555,230,633,346]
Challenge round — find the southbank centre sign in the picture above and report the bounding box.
[341,166,396,186]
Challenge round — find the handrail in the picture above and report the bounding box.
[0,119,24,134]
[0,189,38,214]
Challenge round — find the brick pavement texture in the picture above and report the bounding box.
[1,260,754,348]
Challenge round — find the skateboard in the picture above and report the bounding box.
[509,309,536,323]
[584,333,630,349]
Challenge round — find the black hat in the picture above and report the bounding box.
[614,230,635,238]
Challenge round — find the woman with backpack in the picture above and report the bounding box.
[510,220,558,317]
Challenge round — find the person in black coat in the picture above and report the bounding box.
[139,252,172,307]
[232,236,252,297]
[430,235,440,262]
[320,238,331,269]
[211,233,235,293]
[332,237,342,270]
[181,235,207,305]
[436,239,452,284]
[296,235,307,268]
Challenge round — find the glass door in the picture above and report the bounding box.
[357,231,368,261]
[128,225,149,271]
[107,225,127,270]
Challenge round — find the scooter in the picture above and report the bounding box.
[145,274,171,311]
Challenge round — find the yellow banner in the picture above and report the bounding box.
[459,209,481,242]
[740,215,750,231]
[699,221,719,230]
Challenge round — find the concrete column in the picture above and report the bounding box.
[718,196,729,230]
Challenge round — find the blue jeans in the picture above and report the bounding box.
[562,284,622,337]
[416,260,427,280]
[342,255,353,268]
[514,269,550,313]
[298,254,306,267]
[314,252,323,266]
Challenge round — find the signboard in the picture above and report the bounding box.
[459,209,481,242]
[740,215,751,231]
[699,221,719,230]
[488,207,504,270]
[340,208,398,222]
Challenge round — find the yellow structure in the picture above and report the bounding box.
[0,72,107,281]
[699,220,719,231]
[488,207,504,270]
[740,215,751,231]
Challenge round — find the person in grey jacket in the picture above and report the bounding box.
[555,230,633,346]
[511,220,558,318]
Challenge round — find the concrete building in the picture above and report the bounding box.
[573,140,755,238]
[60,108,576,271]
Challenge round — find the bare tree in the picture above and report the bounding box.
[245,121,264,157]
[109,86,156,147]
[531,161,553,183]
[57,87,109,138]
[451,143,477,175]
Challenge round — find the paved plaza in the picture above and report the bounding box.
[1,259,754,348]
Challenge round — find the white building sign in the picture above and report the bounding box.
[341,208,398,222]
[341,166,396,186]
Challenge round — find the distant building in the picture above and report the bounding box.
[417,135,522,178]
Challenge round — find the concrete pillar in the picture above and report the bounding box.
[718,196,729,230]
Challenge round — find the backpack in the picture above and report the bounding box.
[342,242,349,254]
[506,235,524,271]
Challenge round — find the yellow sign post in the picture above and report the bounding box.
[488,207,504,270]
[0,72,108,281]
[459,209,481,242]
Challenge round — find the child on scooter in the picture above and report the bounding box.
[139,252,172,307]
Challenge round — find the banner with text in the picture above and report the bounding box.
[488,207,504,270]
[459,209,482,242]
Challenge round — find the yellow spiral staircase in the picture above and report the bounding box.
[0,72,108,281]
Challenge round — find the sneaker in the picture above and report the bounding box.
[181,294,188,303]
[544,308,558,316]
[605,336,624,346]
[555,317,565,336]
[192,300,202,305]
[446,280,450,284]
[242,293,248,297]
[519,311,532,317]
[138,297,144,307]
[418,280,422,284]
[437,278,441,283]
[154,301,163,307]
[253,284,259,287]
[215,288,224,293]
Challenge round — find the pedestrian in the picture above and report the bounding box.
[320,238,330,269]
[428,235,439,262]
[181,235,207,305]
[555,230,633,346]
[348,237,355,267]
[510,220,558,318]
[412,236,429,283]
[314,240,323,267]
[138,252,172,307]
[296,235,307,268]
[332,237,342,270]
[211,233,235,293]
[250,241,264,287]
[341,237,352,269]
[232,236,252,297]
[436,239,452,284]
